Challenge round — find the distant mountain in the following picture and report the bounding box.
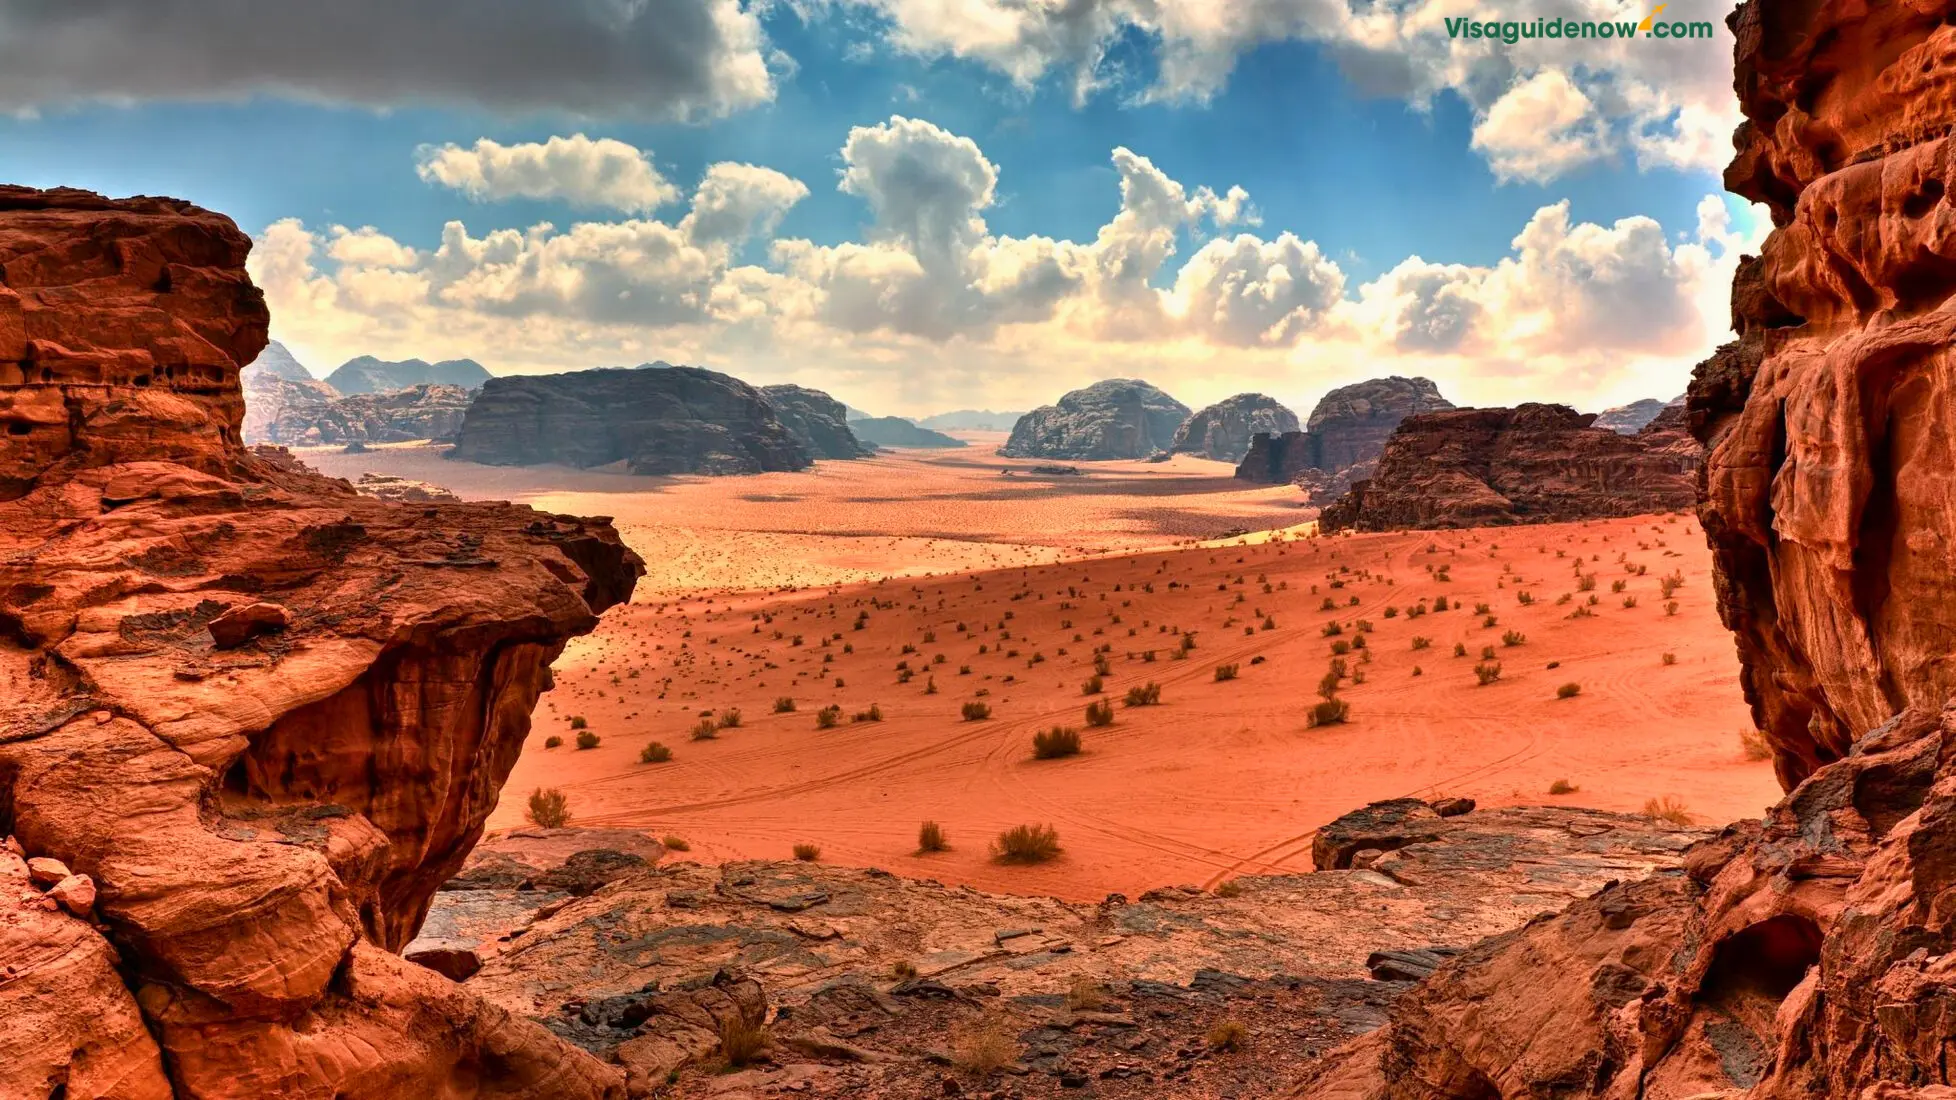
[326,355,492,395]
[1591,396,1681,435]
[848,416,967,449]
[917,409,1027,432]
[245,340,322,384]
[1000,379,1189,460]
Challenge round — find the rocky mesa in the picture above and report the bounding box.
[1171,393,1300,463]
[760,384,871,460]
[448,365,812,476]
[1298,3,1956,1096]
[1234,376,1453,501]
[999,379,1190,460]
[0,185,641,1099]
[1317,401,1701,531]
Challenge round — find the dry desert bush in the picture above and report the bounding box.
[994,823,1062,863]
[526,787,571,828]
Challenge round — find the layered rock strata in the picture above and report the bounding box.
[0,185,640,1098]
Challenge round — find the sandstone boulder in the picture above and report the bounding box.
[1170,392,1300,462]
[999,379,1189,460]
[449,365,811,476]
[0,185,637,1099]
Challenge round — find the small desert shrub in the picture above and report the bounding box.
[1474,661,1502,686]
[1214,663,1239,682]
[543,735,563,749]
[639,741,672,764]
[1308,699,1350,727]
[853,704,884,723]
[1739,728,1772,761]
[1659,572,1686,598]
[662,834,690,851]
[575,730,601,750]
[993,823,1062,863]
[1215,878,1244,898]
[690,718,718,741]
[1548,778,1578,795]
[1502,630,1526,647]
[568,716,588,730]
[1623,596,1639,609]
[816,705,842,729]
[1661,652,1678,666]
[1411,636,1432,650]
[1033,726,1082,759]
[1330,639,1352,656]
[1480,645,1497,660]
[1665,600,1680,616]
[1084,699,1115,727]
[917,820,949,853]
[1474,602,1491,615]
[1556,682,1581,699]
[718,708,743,729]
[962,701,993,721]
[1065,975,1108,1011]
[719,1017,769,1068]
[952,1018,1018,1076]
[526,787,571,828]
[1453,642,1468,658]
[1207,1018,1248,1052]
[1123,682,1162,707]
[1322,620,1344,637]
[1644,796,1693,825]
[1082,675,1104,694]
[793,842,822,862]
[773,696,797,713]
[890,959,919,980]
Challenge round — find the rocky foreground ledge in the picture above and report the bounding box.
[408,803,1707,1098]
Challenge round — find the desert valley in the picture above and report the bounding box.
[12,2,1956,1100]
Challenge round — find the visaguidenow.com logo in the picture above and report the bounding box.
[1448,4,1714,43]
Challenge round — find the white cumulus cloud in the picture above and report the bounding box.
[416,134,682,213]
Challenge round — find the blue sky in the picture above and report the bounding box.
[0,0,1754,416]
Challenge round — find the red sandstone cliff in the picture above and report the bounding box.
[1294,3,1956,1096]
[0,186,641,1098]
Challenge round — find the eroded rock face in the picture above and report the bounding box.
[1234,376,1452,499]
[249,381,474,446]
[450,365,811,476]
[1317,403,1700,531]
[1297,4,1956,1096]
[760,384,870,459]
[1171,393,1300,463]
[999,379,1190,460]
[0,186,639,1098]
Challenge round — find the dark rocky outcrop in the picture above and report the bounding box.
[1170,392,1300,462]
[1299,5,1956,1097]
[326,354,491,395]
[999,379,1189,460]
[0,185,636,1098]
[1316,402,1700,531]
[849,415,966,448]
[1591,395,1678,434]
[449,365,811,476]
[759,384,870,459]
[1234,377,1453,501]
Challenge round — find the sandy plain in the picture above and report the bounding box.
[301,439,1782,901]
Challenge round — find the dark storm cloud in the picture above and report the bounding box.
[0,0,775,119]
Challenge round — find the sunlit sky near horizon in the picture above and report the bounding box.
[0,0,1758,418]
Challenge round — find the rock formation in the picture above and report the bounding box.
[1170,393,1300,462]
[246,339,318,383]
[1316,402,1700,531]
[241,347,340,444]
[849,415,967,448]
[0,185,639,1098]
[1591,395,1677,434]
[325,354,491,395]
[250,382,474,446]
[999,379,1190,460]
[1234,377,1453,500]
[449,366,812,475]
[759,384,870,459]
[1298,4,1956,1096]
